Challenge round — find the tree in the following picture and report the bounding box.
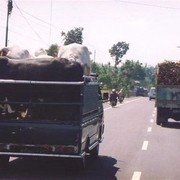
[90,60,155,93]
[143,65,155,88]
[46,44,59,57]
[117,60,146,93]
[61,27,84,45]
[91,61,114,90]
[109,41,129,67]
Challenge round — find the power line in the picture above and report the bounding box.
[0,6,55,30]
[10,11,53,37]
[118,0,180,10]
[0,24,46,45]
[17,7,59,30]
[0,1,61,48]
[13,0,48,46]
[1,25,43,41]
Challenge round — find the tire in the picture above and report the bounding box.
[75,155,87,170]
[156,108,162,125]
[110,100,117,107]
[119,99,123,103]
[82,155,87,169]
[161,121,168,127]
[89,144,99,159]
[76,140,89,170]
[156,107,168,125]
[0,156,9,169]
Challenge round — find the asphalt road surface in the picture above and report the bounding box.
[0,97,180,180]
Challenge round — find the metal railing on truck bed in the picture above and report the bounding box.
[0,79,85,122]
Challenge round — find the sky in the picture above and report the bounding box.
[1,0,180,66]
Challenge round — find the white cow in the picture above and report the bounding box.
[0,47,9,56]
[34,48,53,59]
[5,46,32,59]
[58,43,91,75]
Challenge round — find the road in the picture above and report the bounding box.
[103,97,180,180]
[0,97,180,179]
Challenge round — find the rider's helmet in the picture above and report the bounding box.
[112,89,116,93]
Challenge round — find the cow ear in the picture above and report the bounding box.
[0,57,9,66]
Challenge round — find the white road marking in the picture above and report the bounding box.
[125,98,142,104]
[142,141,148,150]
[132,171,141,180]
[9,157,18,162]
[152,113,155,117]
[150,119,154,123]
[147,127,152,132]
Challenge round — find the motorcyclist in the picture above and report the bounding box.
[118,89,125,103]
[109,89,118,106]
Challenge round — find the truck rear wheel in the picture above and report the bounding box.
[0,156,9,169]
[156,107,168,125]
[89,144,99,159]
[75,155,87,170]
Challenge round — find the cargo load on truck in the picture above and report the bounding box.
[157,61,180,85]
[156,60,180,125]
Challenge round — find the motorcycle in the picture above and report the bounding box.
[110,99,117,107]
[118,96,124,103]
[109,90,118,107]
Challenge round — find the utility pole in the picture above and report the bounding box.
[94,50,96,62]
[5,0,13,47]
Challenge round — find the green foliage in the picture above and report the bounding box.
[91,61,114,89]
[91,60,155,91]
[121,60,145,80]
[91,61,101,75]
[143,65,155,88]
[46,44,59,57]
[120,60,146,90]
[61,27,84,45]
[109,41,129,66]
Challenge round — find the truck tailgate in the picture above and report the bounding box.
[0,122,80,145]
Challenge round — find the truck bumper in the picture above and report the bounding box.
[0,151,85,158]
[0,143,84,158]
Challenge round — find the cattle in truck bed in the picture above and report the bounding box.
[0,46,32,59]
[58,43,91,75]
[0,56,84,120]
[0,57,83,81]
